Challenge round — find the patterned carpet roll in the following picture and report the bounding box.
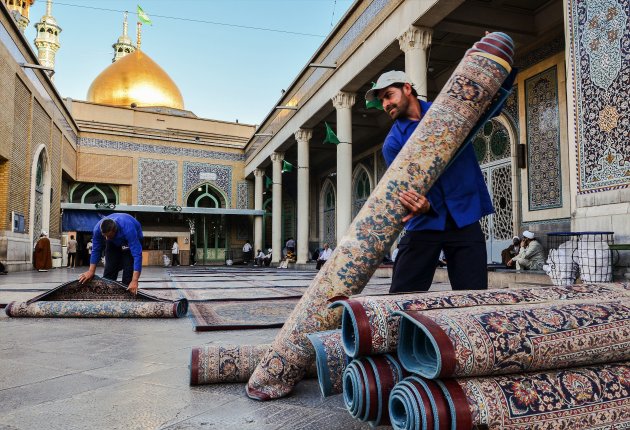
[5,277,188,318]
[438,362,630,429]
[190,344,318,385]
[389,376,451,430]
[246,32,515,401]
[342,354,407,427]
[306,330,348,397]
[331,283,630,358]
[396,298,630,379]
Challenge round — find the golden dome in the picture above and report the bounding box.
[87,50,184,109]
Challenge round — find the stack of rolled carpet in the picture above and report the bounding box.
[316,283,630,429]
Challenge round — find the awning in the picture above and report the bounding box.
[62,210,108,232]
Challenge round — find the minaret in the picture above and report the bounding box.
[33,0,61,70]
[112,12,135,62]
[4,0,34,32]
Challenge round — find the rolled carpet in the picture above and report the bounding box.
[396,298,630,379]
[246,31,515,400]
[439,362,630,429]
[5,277,188,318]
[343,354,407,427]
[331,283,630,358]
[190,343,318,386]
[389,376,451,430]
[306,330,349,397]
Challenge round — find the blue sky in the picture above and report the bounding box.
[25,0,353,125]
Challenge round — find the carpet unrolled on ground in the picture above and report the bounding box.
[5,277,188,318]
[330,283,630,358]
[245,32,515,400]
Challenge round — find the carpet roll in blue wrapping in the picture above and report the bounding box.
[394,298,630,379]
[342,354,407,427]
[306,330,348,397]
[389,376,451,430]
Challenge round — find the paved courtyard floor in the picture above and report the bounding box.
[0,266,451,430]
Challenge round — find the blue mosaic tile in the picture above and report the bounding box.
[78,137,244,162]
[237,181,250,209]
[525,66,562,210]
[183,162,232,208]
[569,0,629,193]
[138,158,178,205]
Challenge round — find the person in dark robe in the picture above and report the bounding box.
[34,231,53,272]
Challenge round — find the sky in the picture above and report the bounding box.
[25,0,354,125]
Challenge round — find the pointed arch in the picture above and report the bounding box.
[185,182,227,208]
[29,145,51,249]
[351,163,373,218]
[69,183,119,204]
[319,178,337,247]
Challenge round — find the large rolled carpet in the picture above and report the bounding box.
[388,362,630,429]
[5,277,188,318]
[331,283,630,358]
[190,343,318,385]
[245,32,515,400]
[396,298,630,379]
[306,330,348,397]
[342,354,407,427]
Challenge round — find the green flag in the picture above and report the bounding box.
[365,98,383,110]
[282,160,294,173]
[366,82,383,110]
[265,176,272,189]
[323,122,340,145]
[137,5,152,25]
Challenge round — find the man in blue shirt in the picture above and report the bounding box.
[365,71,493,292]
[78,213,144,294]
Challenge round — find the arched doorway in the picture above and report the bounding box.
[30,146,51,249]
[186,183,227,264]
[473,118,515,263]
[261,195,296,254]
[320,179,336,247]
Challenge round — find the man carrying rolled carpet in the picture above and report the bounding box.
[366,71,494,293]
[79,213,144,295]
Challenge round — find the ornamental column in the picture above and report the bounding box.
[253,168,265,254]
[295,128,312,264]
[270,152,284,263]
[332,91,356,239]
[397,26,432,101]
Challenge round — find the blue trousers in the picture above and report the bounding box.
[390,220,487,293]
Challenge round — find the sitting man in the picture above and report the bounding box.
[316,243,332,270]
[254,249,265,267]
[501,236,521,265]
[507,230,545,271]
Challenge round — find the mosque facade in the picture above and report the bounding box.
[0,0,628,277]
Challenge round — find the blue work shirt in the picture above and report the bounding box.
[382,100,494,231]
[91,213,144,272]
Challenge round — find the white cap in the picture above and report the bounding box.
[365,70,415,102]
[41,230,48,236]
[523,230,535,239]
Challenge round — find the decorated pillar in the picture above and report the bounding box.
[331,92,356,238]
[270,152,284,263]
[398,26,432,101]
[253,168,265,254]
[294,129,312,264]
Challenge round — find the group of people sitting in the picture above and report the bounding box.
[501,230,545,270]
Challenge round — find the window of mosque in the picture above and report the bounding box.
[118,48,123,52]
[186,183,226,208]
[35,157,43,188]
[325,187,335,209]
[354,170,370,199]
[70,183,118,204]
